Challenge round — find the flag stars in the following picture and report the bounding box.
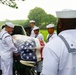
[21,51,24,53]
[26,56,29,59]
[15,40,37,61]
[29,53,32,56]
[33,56,36,59]
[24,47,27,49]
[26,42,29,46]
[23,54,26,56]
[21,45,24,48]
[29,46,32,49]
[31,42,34,45]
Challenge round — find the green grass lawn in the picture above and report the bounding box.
[40,30,48,41]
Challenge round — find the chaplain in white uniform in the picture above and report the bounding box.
[0,22,18,75]
[29,20,37,37]
[46,23,57,42]
[41,9,76,75]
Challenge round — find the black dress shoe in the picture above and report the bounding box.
[0,70,2,75]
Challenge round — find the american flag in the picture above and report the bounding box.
[13,35,45,63]
[14,39,37,62]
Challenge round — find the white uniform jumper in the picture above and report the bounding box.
[34,33,44,41]
[30,26,37,37]
[41,30,76,75]
[0,28,17,75]
[46,32,57,42]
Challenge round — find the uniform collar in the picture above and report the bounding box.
[59,29,76,35]
[2,28,8,33]
[49,32,55,36]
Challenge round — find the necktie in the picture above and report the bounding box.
[46,34,51,43]
[35,34,38,38]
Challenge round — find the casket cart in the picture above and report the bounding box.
[12,35,45,75]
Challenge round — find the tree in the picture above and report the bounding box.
[0,0,25,9]
[47,14,57,25]
[28,7,48,28]
[46,14,57,29]
[28,7,57,29]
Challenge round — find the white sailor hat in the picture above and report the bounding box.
[5,22,15,28]
[29,20,35,23]
[46,24,54,28]
[56,9,76,18]
[33,26,39,30]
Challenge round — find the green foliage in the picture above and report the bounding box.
[28,7,48,27]
[23,20,30,27]
[47,14,57,25]
[0,20,26,26]
[40,30,48,41]
[47,14,57,30]
[28,7,57,29]
[11,20,26,26]
[0,21,6,26]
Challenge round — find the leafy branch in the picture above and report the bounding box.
[0,0,25,9]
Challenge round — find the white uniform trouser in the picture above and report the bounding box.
[1,57,13,75]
